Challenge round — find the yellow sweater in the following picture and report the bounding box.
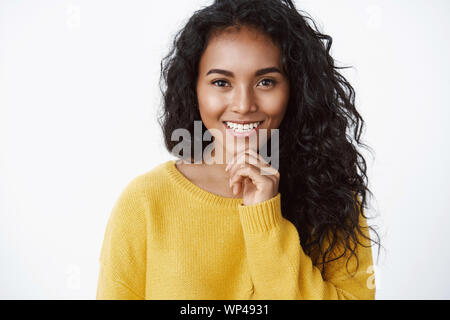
[96,160,376,300]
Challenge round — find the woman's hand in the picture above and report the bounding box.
[225,149,280,206]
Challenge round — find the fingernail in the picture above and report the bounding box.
[232,185,237,195]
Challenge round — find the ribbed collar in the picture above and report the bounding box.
[164,159,244,209]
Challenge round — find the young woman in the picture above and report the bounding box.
[96,0,381,300]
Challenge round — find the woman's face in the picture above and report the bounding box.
[196,25,290,163]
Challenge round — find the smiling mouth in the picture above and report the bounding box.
[222,120,264,135]
[222,120,264,130]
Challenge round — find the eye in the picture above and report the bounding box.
[211,79,230,87]
[258,78,276,87]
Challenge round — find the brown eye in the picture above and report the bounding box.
[258,79,276,87]
[212,80,229,87]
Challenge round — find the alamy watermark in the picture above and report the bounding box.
[170,120,279,175]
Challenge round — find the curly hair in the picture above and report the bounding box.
[157,0,382,276]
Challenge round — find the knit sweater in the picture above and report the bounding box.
[96,159,376,300]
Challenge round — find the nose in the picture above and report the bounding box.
[231,85,257,113]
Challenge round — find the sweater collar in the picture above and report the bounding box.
[165,160,244,209]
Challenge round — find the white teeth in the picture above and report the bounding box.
[225,121,262,132]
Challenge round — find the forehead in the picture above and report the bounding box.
[199,26,282,75]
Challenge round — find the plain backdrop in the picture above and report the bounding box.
[1,0,449,299]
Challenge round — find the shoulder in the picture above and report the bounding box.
[127,160,172,193]
[128,160,176,191]
[111,160,174,216]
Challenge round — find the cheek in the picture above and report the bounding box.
[197,86,227,122]
[261,91,288,118]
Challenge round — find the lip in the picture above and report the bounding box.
[223,120,264,138]
[223,120,264,124]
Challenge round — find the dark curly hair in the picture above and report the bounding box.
[157,0,382,276]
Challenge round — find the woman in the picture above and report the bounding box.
[96,0,381,300]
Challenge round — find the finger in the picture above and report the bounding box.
[244,150,276,176]
[226,150,248,171]
[245,149,271,167]
[228,151,257,171]
[227,152,259,182]
[234,176,251,196]
[230,164,269,190]
[226,149,268,172]
[228,151,275,178]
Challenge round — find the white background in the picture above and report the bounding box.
[1,0,449,299]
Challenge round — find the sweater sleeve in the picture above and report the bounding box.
[96,176,147,300]
[238,193,375,300]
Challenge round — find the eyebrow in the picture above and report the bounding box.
[206,66,282,77]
